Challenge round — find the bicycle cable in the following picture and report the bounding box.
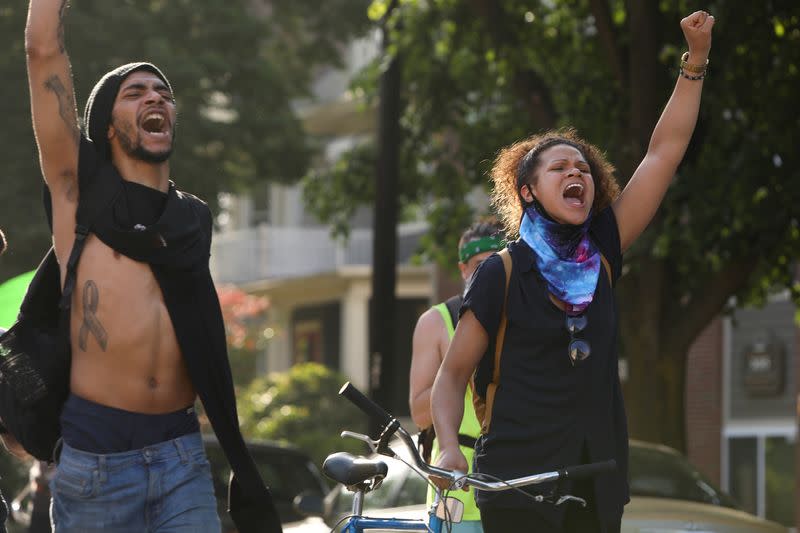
[466,471,556,505]
[328,513,355,533]
[392,452,461,533]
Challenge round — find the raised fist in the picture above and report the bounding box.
[680,10,714,57]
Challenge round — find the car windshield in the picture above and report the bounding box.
[628,444,738,508]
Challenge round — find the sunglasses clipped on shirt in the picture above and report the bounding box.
[565,313,590,366]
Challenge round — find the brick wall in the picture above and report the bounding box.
[686,317,723,485]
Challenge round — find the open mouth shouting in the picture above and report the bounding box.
[140,111,170,139]
[562,182,586,208]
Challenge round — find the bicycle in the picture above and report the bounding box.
[306,382,617,533]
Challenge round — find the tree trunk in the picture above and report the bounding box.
[369,1,401,417]
[618,261,689,451]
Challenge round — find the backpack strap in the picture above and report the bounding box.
[443,295,463,332]
[58,142,120,310]
[600,254,613,287]
[475,248,512,435]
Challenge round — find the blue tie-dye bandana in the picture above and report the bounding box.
[519,204,601,315]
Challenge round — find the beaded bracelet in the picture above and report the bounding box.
[679,67,706,81]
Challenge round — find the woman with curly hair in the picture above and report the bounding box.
[430,10,714,533]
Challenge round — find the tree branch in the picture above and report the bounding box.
[661,258,759,356]
[625,0,661,153]
[588,0,626,89]
[470,0,557,129]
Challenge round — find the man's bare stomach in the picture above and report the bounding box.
[66,237,196,414]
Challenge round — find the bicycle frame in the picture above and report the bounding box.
[339,487,446,533]
[341,516,438,532]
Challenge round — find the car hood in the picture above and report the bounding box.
[282,517,331,532]
[292,494,788,533]
[622,497,787,533]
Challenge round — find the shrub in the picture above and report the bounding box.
[238,363,369,470]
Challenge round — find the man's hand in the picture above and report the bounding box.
[431,446,469,492]
[680,10,715,60]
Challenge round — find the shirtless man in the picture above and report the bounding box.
[25,1,278,531]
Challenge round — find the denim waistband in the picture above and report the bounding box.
[57,431,206,472]
[60,393,200,454]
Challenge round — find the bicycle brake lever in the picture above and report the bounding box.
[450,472,467,490]
[340,431,378,452]
[555,495,587,507]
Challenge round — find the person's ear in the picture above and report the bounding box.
[519,183,536,204]
[458,262,469,281]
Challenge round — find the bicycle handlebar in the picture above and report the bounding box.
[561,460,618,481]
[339,382,394,428]
[338,382,617,492]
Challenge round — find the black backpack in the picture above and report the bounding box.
[0,248,70,461]
[0,168,112,461]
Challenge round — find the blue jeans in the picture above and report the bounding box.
[50,432,220,532]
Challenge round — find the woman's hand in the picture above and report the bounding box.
[680,10,715,60]
[431,446,469,491]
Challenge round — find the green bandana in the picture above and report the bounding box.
[459,235,506,263]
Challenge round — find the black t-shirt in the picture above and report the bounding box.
[462,206,629,525]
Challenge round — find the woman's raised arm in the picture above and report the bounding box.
[613,10,715,252]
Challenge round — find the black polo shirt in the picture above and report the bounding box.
[462,206,629,526]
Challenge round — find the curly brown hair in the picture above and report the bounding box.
[490,128,620,236]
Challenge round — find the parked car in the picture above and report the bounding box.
[306,439,786,533]
[203,436,330,532]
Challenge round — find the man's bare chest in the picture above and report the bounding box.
[69,236,175,353]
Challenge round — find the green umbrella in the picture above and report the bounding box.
[0,270,35,329]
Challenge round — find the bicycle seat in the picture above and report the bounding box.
[323,452,389,487]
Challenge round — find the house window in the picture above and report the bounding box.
[293,319,323,365]
[728,436,757,514]
[726,431,796,528]
[723,301,797,529]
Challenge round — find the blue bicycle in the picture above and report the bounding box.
[305,382,616,533]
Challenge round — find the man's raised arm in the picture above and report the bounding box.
[26,0,80,258]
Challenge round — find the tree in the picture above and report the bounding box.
[217,284,271,387]
[304,0,800,451]
[0,0,371,281]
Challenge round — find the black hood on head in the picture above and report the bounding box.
[83,62,172,160]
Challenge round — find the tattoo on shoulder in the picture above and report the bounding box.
[43,74,79,147]
[78,280,108,352]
